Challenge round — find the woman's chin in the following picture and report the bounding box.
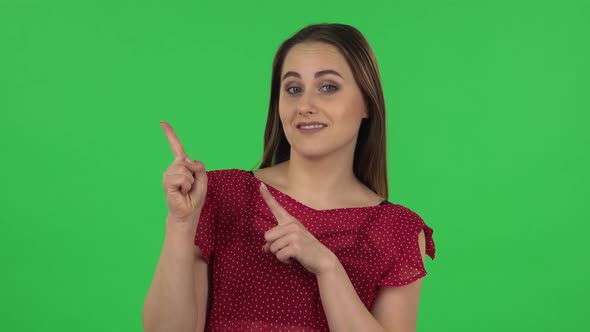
[290,146,334,159]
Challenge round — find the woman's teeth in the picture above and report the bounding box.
[300,124,326,129]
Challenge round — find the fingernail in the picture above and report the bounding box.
[261,183,268,191]
[186,158,195,164]
[261,245,265,252]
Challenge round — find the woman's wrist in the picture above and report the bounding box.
[165,216,198,239]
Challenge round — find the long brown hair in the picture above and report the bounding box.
[254,23,389,200]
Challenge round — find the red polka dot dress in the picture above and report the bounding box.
[195,169,436,332]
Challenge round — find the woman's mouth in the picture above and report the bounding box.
[297,124,327,135]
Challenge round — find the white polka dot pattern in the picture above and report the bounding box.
[194,169,436,331]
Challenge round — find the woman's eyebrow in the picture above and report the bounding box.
[281,69,343,81]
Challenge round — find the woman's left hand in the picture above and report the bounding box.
[259,182,337,276]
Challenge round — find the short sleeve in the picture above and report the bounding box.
[194,170,221,264]
[378,209,436,287]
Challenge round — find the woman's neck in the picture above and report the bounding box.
[279,157,361,203]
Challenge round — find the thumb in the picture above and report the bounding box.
[187,160,207,197]
[262,242,270,253]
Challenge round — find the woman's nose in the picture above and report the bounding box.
[297,93,316,114]
[297,103,314,114]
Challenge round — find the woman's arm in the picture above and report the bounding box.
[317,230,427,332]
[142,216,208,332]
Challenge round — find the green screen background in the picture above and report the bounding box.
[1,0,588,331]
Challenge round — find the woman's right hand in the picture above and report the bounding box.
[160,121,208,228]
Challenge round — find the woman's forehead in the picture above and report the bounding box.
[282,43,350,78]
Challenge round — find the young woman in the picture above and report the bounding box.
[143,23,436,332]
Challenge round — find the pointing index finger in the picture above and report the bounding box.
[260,183,290,224]
[160,121,187,158]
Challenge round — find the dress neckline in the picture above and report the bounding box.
[242,169,392,213]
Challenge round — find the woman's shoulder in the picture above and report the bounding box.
[207,168,252,185]
[375,202,427,227]
[205,168,250,178]
[359,202,427,239]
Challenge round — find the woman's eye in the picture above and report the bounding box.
[320,85,338,93]
[286,87,302,94]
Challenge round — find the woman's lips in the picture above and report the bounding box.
[297,125,327,135]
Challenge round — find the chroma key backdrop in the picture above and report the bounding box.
[0,0,588,331]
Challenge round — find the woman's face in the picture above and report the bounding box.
[278,42,368,159]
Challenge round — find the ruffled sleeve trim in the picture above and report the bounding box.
[377,206,436,287]
[194,170,222,265]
